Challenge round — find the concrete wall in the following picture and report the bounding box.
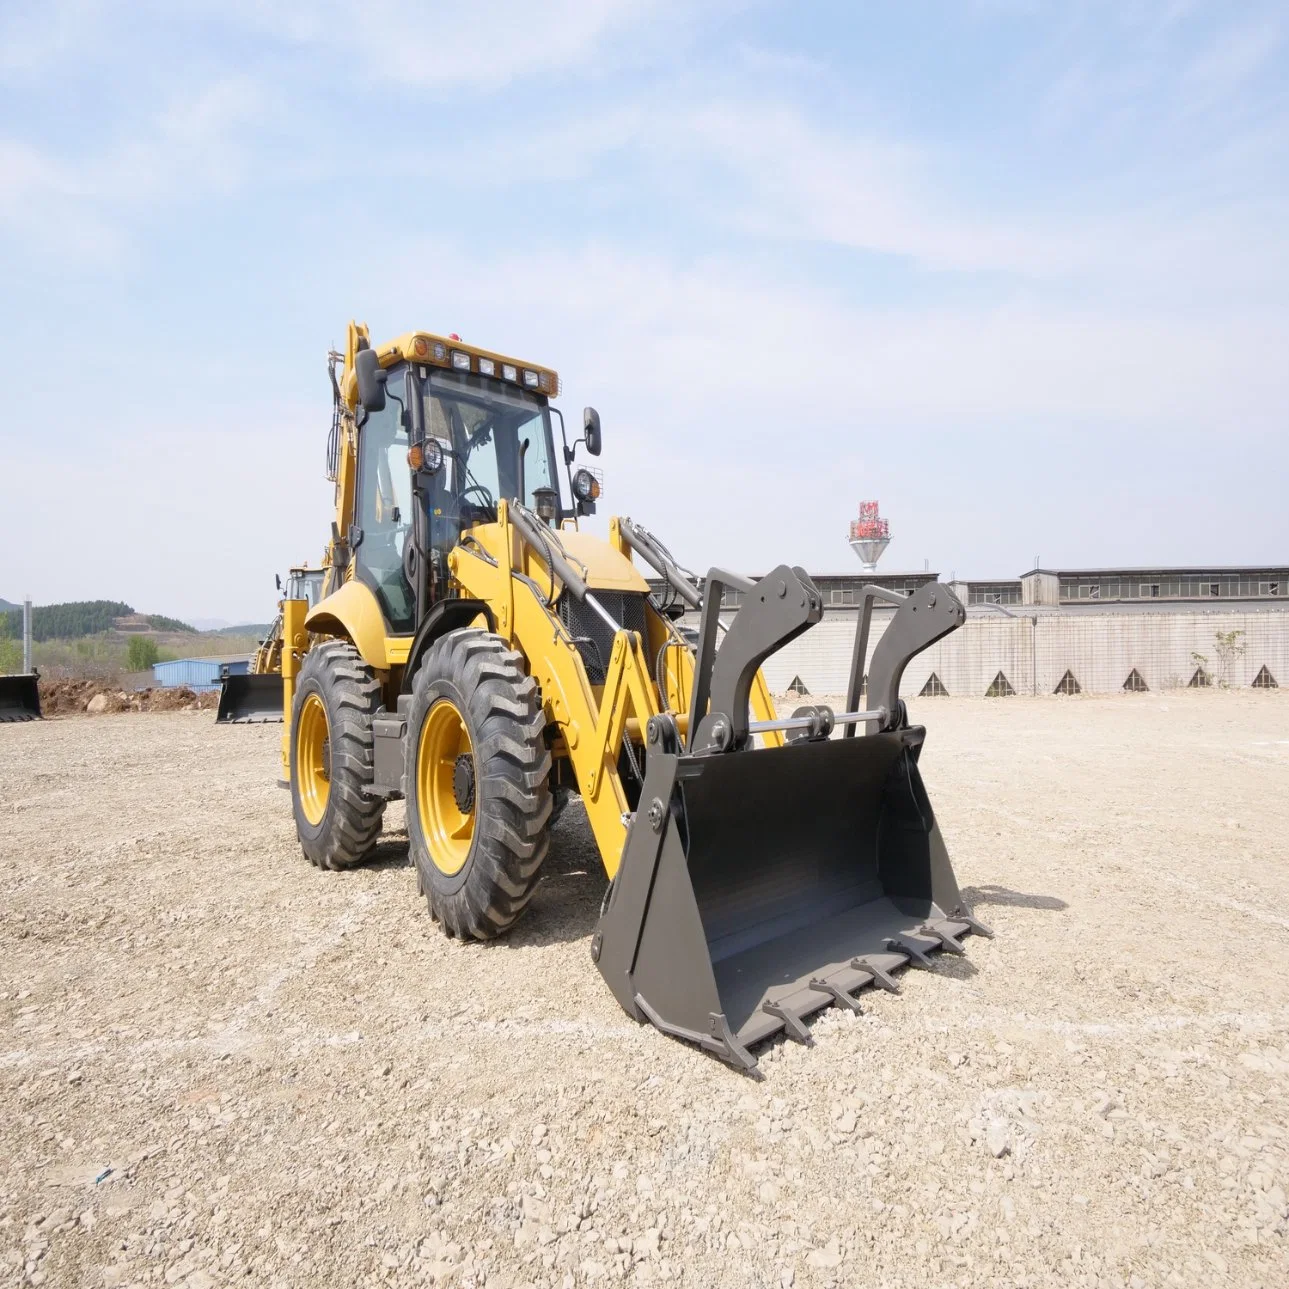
[718,607,1289,697]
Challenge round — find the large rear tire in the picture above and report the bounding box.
[289,640,385,869]
[405,629,552,938]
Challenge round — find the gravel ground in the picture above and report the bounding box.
[2,691,1287,1289]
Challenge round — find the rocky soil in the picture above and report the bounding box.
[1,691,1287,1287]
[36,681,217,717]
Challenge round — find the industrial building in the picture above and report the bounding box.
[656,503,1287,698]
[663,563,1288,698]
[152,656,250,692]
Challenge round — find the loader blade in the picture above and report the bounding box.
[595,723,985,1070]
[0,674,42,722]
[216,673,284,724]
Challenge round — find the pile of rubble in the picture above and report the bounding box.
[37,678,219,715]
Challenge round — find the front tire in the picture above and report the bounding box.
[289,640,385,869]
[406,629,552,938]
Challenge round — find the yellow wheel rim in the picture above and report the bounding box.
[296,693,331,826]
[417,698,476,876]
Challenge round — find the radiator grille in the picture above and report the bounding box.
[558,591,649,683]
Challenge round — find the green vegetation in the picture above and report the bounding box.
[0,600,195,641]
[2,600,129,641]
[127,636,162,671]
[214,622,272,636]
[1213,628,1246,688]
[0,613,22,673]
[146,613,197,633]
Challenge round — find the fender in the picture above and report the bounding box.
[306,580,410,671]
[401,598,495,692]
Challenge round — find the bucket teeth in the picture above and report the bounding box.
[919,923,967,955]
[707,1012,760,1073]
[953,909,995,939]
[884,934,937,968]
[850,956,902,994]
[809,977,863,1014]
[763,1001,814,1046]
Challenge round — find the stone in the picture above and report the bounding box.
[806,1242,842,1269]
[87,694,109,714]
[986,1122,1009,1158]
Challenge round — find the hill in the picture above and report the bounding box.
[1,600,196,642]
[213,623,272,636]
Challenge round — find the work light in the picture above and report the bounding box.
[532,486,558,524]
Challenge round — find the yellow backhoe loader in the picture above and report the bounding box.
[275,321,988,1070]
[216,566,324,724]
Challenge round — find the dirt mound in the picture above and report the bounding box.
[37,678,218,716]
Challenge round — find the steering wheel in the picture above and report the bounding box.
[460,484,497,522]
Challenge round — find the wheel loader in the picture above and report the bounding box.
[277,320,989,1071]
[216,566,324,724]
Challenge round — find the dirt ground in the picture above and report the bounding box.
[2,692,1287,1288]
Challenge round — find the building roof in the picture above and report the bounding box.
[156,654,252,666]
[1021,565,1288,578]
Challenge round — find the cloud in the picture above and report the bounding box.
[0,75,269,260]
[1184,16,1281,102]
[187,0,691,92]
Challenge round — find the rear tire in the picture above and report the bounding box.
[289,640,385,869]
[406,629,552,938]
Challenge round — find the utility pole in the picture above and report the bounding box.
[23,597,32,674]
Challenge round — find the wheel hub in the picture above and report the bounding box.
[452,753,476,813]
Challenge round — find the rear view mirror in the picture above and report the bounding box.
[583,406,602,456]
[355,348,386,412]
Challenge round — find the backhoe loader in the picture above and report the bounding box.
[216,566,324,724]
[277,321,988,1070]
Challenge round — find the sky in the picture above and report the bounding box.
[1,0,1286,623]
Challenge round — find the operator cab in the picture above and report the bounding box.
[348,332,600,635]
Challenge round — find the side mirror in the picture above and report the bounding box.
[582,406,602,456]
[274,573,282,591]
[355,348,386,413]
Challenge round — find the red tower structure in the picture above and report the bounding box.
[848,500,891,571]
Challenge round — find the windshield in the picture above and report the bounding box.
[418,370,558,524]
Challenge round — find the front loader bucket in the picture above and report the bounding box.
[595,723,986,1068]
[0,674,42,722]
[216,673,284,724]
[594,566,985,1071]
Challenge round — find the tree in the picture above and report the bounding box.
[0,613,21,674]
[126,636,161,671]
[1213,629,1246,688]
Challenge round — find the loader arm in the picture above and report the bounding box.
[447,503,783,878]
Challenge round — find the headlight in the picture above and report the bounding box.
[502,363,518,382]
[451,350,471,371]
[572,468,602,502]
[523,369,540,388]
[408,438,444,475]
[478,357,495,376]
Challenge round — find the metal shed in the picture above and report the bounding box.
[152,656,250,691]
